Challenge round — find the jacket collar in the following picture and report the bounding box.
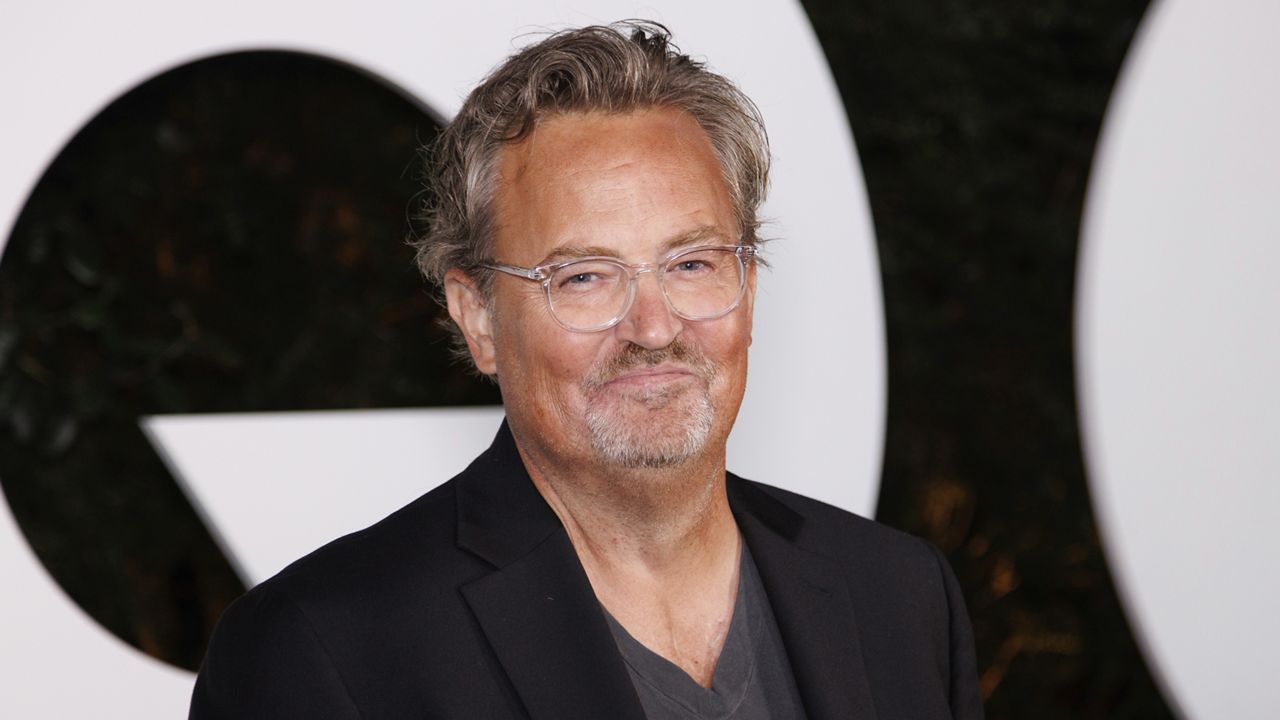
[455,422,646,720]
[729,480,881,720]
[455,421,878,720]
[454,420,563,567]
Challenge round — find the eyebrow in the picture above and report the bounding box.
[538,245,617,264]
[536,226,732,266]
[658,226,731,255]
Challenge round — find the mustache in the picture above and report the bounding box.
[584,340,715,390]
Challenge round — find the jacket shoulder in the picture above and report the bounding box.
[731,475,985,720]
[731,475,937,566]
[194,477,499,716]
[730,475,957,640]
[254,476,478,612]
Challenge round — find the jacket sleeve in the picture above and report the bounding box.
[189,586,363,720]
[928,543,986,720]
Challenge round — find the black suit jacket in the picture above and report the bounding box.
[190,423,984,719]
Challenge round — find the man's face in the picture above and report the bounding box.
[449,107,755,471]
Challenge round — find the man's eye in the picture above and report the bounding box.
[562,272,599,286]
[555,267,616,292]
[672,259,712,274]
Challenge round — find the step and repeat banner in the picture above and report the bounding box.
[1,0,1276,717]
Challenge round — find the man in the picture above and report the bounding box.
[191,21,983,719]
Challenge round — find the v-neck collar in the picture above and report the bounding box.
[601,542,763,719]
[453,422,880,720]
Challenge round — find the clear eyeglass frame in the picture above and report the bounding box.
[481,244,758,333]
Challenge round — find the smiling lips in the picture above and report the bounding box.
[583,339,716,396]
[604,363,698,387]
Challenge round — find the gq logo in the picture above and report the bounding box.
[0,2,884,717]
[3,0,1278,718]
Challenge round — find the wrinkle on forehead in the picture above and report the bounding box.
[498,107,716,197]
[491,107,735,265]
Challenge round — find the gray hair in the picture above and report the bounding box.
[410,20,771,359]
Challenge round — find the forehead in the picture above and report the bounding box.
[491,107,736,263]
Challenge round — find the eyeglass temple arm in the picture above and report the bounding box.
[481,262,544,281]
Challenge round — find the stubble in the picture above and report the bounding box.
[581,340,717,469]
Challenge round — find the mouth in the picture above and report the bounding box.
[602,363,698,389]
[583,340,715,399]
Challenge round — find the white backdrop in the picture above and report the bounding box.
[1078,0,1280,717]
[0,1,884,716]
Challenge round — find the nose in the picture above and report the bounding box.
[613,269,683,349]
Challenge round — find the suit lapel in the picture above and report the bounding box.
[454,427,878,719]
[455,424,645,720]
[461,532,646,720]
[731,478,881,720]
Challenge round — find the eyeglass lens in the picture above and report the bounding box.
[546,247,746,331]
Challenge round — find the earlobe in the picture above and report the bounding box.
[444,268,498,375]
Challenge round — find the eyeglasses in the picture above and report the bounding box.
[482,244,757,333]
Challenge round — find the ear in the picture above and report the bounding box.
[444,268,498,375]
[743,258,757,346]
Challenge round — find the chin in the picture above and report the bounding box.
[584,388,716,469]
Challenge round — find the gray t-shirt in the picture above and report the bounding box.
[603,544,808,720]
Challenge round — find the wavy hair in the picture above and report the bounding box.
[410,20,771,361]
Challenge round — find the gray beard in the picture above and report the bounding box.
[581,341,718,469]
[584,384,715,469]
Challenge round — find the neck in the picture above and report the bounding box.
[516,440,743,687]
[519,442,739,571]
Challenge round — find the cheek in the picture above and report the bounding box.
[711,312,753,361]
[705,319,753,395]
[496,321,599,404]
